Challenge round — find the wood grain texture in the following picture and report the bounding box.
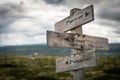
[47,31,109,50]
[56,49,97,73]
[71,25,85,80]
[73,69,85,80]
[55,5,94,32]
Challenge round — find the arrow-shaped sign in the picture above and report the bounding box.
[55,5,94,32]
[47,31,109,50]
[85,12,89,17]
[56,49,97,72]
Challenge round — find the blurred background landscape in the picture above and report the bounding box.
[0,43,120,56]
[0,43,120,80]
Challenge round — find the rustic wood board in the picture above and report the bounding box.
[47,31,109,50]
[55,5,94,32]
[56,49,97,73]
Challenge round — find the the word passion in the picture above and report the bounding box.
[56,49,97,72]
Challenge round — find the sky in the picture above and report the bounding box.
[0,0,120,46]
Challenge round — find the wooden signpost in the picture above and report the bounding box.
[47,31,109,50]
[46,5,109,80]
[56,49,97,72]
[55,5,94,32]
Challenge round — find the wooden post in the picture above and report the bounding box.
[73,69,85,80]
[70,8,85,80]
[71,27,85,80]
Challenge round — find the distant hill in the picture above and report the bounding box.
[0,43,120,56]
[105,43,120,55]
[0,44,71,56]
[96,43,120,55]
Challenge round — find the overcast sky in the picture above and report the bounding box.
[0,0,120,46]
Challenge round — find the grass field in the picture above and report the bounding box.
[0,55,120,80]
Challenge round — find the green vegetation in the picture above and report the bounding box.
[0,55,120,80]
[85,56,120,80]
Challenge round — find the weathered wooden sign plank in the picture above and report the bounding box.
[55,5,94,32]
[47,31,109,50]
[56,49,97,73]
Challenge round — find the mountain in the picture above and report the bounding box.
[0,43,120,56]
[105,43,120,55]
[0,44,71,56]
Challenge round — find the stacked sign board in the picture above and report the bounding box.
[47,31,109,50]
[55,5,94,32]
[47,5,109,73]
[56,49,97,72]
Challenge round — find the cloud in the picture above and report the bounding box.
[0,2,26,34]
[43,0,65,5]
[0,0,120,46]
[97,0,120,22]
[95,0,120,40]
[65,0,102,8]
[0,32,46,46]
[0,2,25,22]
[0,0,69,46]
[63,0,120,43]
[65,0,120,23]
